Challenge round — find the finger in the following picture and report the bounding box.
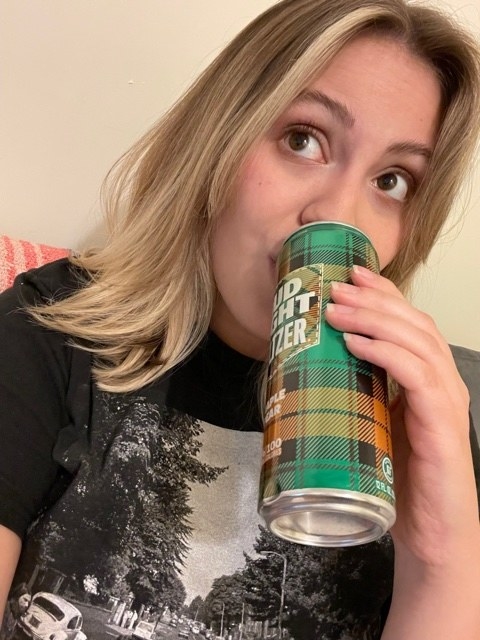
[341,332,424,392]
[342,332,469,421]
[330,274,450,357]
[325,302,448,366]
[329,281,430,333]
[350,264,403,297]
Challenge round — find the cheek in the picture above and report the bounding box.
[210,217,235,283]
[234,148,284,214]
[377,224,402,270]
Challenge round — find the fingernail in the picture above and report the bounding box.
[352,264,374,278]
[330,281,356,293]
[326,303,354,314]
[344,332,371,344]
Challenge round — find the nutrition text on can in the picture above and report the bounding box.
[258,221,396,547]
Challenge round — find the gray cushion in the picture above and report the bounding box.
[451,344,480,440]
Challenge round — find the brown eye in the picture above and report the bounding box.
[284,127,323,160]
[378,174,398,190]
[288,132,310,151]
[375,172,409,202]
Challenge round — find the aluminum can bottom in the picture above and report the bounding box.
[260,489,396,547]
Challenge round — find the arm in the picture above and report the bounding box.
[326,265,480,639]
[0,525,22,623]
[381,399,480,638]
[0,261,77,617]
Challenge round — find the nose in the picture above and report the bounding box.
[299,175,367,228]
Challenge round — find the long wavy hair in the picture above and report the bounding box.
[31,0,480,392]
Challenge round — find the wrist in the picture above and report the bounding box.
[382,536,480,639]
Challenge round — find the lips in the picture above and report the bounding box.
[269,256,279,279]
[270,246,283,266]
[271,231,294,266]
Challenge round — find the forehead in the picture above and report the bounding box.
[293,35,442,143]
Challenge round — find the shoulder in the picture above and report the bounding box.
[11,257,87,304]
[0,258,86,396]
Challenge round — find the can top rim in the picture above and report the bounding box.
[284,221,374,247]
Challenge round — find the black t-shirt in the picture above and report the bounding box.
[0,260,478,640]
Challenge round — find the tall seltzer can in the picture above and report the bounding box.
[258,222,396,546]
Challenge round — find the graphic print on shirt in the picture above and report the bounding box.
[2,390,394,640]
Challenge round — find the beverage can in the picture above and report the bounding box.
[258,221,396,547]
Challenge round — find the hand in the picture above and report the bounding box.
[324,265,479,566]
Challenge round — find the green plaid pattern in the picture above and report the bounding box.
[261,223,395,509]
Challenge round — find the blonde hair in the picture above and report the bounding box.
[32,0,480,392]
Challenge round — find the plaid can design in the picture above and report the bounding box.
[260,222,395,544]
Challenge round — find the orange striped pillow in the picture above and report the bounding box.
[0,235,69,292]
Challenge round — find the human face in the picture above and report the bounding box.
[210,35,441,359]
[18,593,31,612]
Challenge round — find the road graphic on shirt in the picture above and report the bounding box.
[2,391,393,640]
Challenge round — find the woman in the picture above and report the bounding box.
[2,584,30,640]
[1,1,479,638]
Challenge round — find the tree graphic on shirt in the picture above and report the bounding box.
[17,393,226,612]
[195,526,393,640]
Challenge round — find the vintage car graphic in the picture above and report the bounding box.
[17,592,87,640]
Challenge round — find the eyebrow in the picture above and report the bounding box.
[293,89,356,128]
[293,89,433,159]
[385,141,433,160]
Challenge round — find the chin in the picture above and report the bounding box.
[238,316,270,359]
[254,321,272,351]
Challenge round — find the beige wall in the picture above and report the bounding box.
[1,0,479,349]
